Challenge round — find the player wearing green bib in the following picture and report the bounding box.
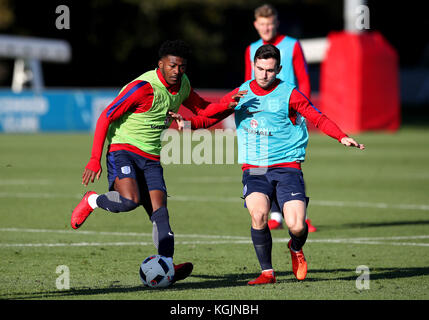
[107,69,191,156]
[70,40,243,284]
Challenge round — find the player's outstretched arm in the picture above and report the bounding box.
[340,136,365,150]
[289,89,365,151]
[80,81,151,186]
[82,110,109,186]
[178,89,248,130]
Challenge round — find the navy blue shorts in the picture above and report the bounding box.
[106,150,167,212]
[242,167,308,212]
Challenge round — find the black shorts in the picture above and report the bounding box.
[242,167,308,212]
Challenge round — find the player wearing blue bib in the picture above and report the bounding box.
[169,44,365,284]
[245,4,316,232]
[235,45,364,284]
[235,79,307,166]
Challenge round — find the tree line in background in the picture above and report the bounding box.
[0,0,426,89]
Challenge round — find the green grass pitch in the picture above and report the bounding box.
[0,127,428,300]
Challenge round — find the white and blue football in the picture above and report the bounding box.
[139,255,175,288]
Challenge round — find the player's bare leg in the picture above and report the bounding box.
[246,192,270,229]
[113,177,140,204]
[245,192,276,285]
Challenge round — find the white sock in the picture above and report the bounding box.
[270,211,283,223]
[262,269,274,274]
[88,193,99,209]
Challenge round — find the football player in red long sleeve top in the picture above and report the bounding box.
[245,4,314,231]
[245,4,310,97]
[70,40,239,285]
[180,44,364,284]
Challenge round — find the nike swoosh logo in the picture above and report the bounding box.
[245,110,263,115]
[291,192,301,196]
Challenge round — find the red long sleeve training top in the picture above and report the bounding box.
[189,79,348,171]
[86,69,231,172]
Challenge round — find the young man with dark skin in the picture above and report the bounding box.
[71,40,244,284]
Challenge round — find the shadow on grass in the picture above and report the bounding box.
[3,266,429,299]
[292,266,429,283]
[316,219,429,231]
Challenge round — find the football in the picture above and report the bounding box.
[139,255,175,288]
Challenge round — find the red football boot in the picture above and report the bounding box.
[306,219,317,233]
[288,239,308,280]
[247,270,276,285]
[268,219,283,230]
[71,191,97,229]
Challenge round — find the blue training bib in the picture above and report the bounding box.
[234,80,308,166]
[249,36,297,86]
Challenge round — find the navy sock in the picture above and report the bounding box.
[96,191,139,213]
[251,226,273,270]
[150,207,174,258]
[289,223,308,252]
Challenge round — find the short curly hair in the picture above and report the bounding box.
[158,40,191,60]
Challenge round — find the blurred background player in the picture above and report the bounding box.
[244,3,316,232]
[70,40,238,284]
